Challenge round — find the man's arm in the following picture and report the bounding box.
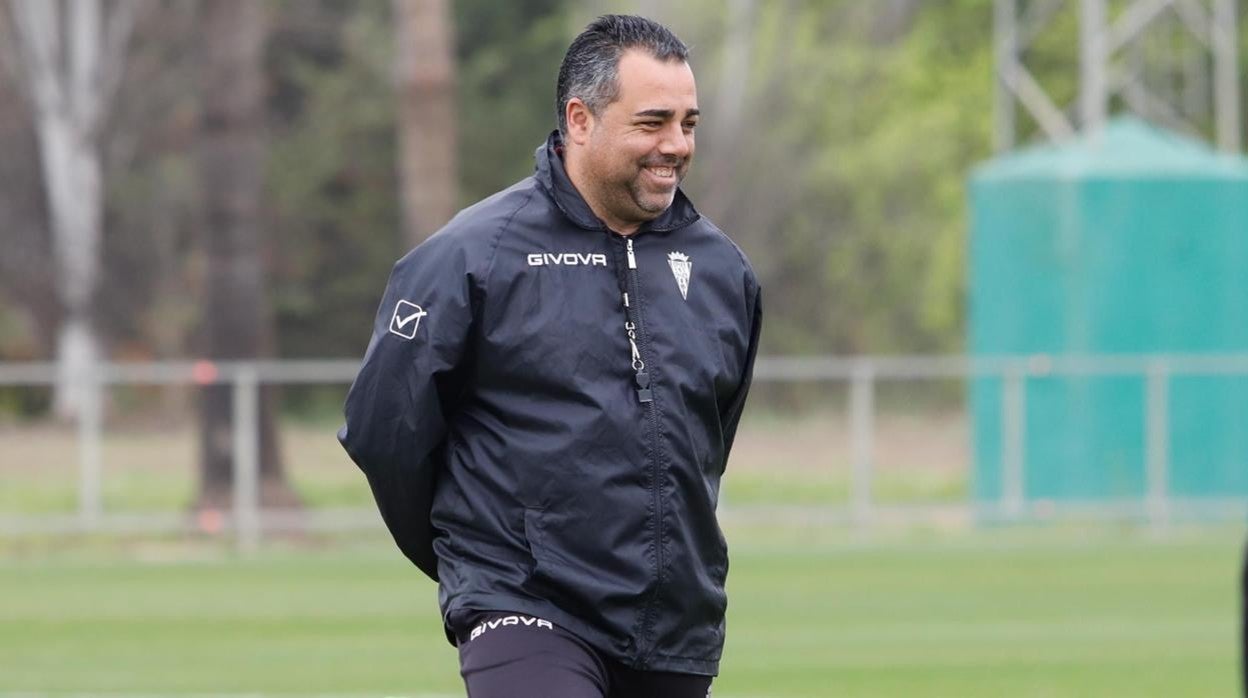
[338,235,475,581]
[720,282,762,463]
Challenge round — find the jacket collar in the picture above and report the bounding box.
[533,130,700,234]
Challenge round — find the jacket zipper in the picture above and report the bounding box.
[619,236,664,665]
[623,238,652,403]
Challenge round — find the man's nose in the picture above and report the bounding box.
[658,122,692,159]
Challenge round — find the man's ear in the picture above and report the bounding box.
[565,98,595,145]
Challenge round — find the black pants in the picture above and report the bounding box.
[452,610,713,698]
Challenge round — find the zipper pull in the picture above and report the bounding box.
[626,238,637,269]
[635,370,653,403]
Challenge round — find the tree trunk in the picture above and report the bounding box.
[4,0,136,418]
[37,110,103,417]
[194,0,297,512]
[698,0,756,224]
[393,0,458,248]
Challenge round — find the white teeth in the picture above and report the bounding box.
[648,167,674,177]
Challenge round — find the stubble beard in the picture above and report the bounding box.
[628,172,678,215]
[582,146,690,230]
[622,157,688,221]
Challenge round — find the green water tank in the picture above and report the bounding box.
[969,118,1248,505]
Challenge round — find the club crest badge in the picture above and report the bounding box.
[667,251,692,300]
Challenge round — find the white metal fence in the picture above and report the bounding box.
[2,354,1247,548]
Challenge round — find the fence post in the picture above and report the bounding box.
[1001,364,1026,519]
[78,372,103,531]
[850,361,875,527]
[232,365,261,554]
[1145,359,1171,528]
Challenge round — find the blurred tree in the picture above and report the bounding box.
[6,0,1222,396]
[101,1,202,367]
[0,2,199,417]
[266,0,569,365]
[266,1,404,362]
[394,0,458,246]
[671,0,996,355]
[685,0,756,229]
[195,0,295,510]
[256,0,1248,369]
[1,0,140,417]
[794,0,994,353]
[0,14,53,362]
[453,0,568,201]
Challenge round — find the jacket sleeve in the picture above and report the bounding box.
[337,235,476,581]
[720,280,762,464]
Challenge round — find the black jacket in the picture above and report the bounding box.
[339,132,761,675]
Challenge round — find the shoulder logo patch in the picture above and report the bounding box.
[668,251,692,300]
[388,300,427,340]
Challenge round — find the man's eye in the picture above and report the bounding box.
[639,121,661,128]
[683,121,698,131]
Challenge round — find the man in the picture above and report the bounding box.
[1242,544,1246,696]
[339,15,761,698]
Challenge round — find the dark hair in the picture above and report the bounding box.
[555,15,690,138]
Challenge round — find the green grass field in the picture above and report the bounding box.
[2,525,1242,697]
[2,410,1242,695]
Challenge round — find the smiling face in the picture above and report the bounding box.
[564,49,699,234]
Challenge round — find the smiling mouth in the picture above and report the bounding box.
[644,165,677,179]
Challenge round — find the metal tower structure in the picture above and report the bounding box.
[995,0,1241,152]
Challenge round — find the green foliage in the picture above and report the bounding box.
[673,0,998,354]
[819,0,995,353]
[258,0,1006,361]
[266,2,402,359]
[15,1,1242,365]
[264,0,573,359]
[454,0,571,202]
[255,0,1246,360]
